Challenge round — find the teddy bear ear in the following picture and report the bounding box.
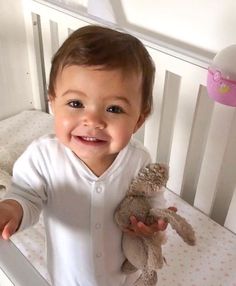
[151,163,169,178]
[127,163,169,196]
[128,181,162,196]
[145,163,169,187]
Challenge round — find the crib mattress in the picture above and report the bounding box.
[4,189,235,286]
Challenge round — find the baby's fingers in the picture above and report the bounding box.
[124,216,150,236]
[129,216,138,227]
[156,219,168,231]
[168,206,177,212]
[136,221,154,236]
[129,216,151,235]
[2,220,18,240]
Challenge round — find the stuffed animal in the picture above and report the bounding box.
[114,163,196,286]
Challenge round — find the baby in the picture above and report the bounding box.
[0,25,169,286]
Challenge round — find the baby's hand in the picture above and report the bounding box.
[123,206,177,238]
[0,200,23,240]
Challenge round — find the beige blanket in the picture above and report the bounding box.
[0,110,53,191]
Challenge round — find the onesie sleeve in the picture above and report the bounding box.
[2,142,47,231]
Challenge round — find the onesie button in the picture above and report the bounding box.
[95,223,101,229]
[96,252,102,258]
[96,186,103,193]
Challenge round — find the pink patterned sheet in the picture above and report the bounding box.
[0,110,53,283]
[159,190,236,286]
[8,189,236,286]
[10,215,49,283]
[0,110,53,189]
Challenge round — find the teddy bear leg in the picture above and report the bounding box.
[145,236,164,269]
[121,259,138,274]
[134,269,157,286]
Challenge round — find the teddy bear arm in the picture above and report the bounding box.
[150,208,196,245]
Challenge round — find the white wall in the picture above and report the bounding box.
[1,0,236,119]
[49,0,236,56]
[119,0,236,54]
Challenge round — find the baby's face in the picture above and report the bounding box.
[50,65,145,175]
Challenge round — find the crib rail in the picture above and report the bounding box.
[0,239,49,286]
[23,0,236,234]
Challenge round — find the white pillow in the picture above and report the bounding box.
[0,110,53,190]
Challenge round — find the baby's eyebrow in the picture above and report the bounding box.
[111,96,131,106]
[61,89,85,97]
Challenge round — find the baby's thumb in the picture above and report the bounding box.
[2,220,18,240]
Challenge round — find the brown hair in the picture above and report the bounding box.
[48,25,155,117]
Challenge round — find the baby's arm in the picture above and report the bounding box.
[1,141,47,234]
[0,199,23,240]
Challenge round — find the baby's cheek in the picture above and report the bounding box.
[54,117,71,140]
[114,131,134,151]
[60,117,72,129]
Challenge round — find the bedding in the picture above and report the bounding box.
[10,214,49,282]
[0,109,53,282]
[0,110,53,190]
[160,190,236,286]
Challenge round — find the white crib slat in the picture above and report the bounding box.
[181,86,214,204]
[210,111,236,226]
[156,71,180,164]
[143,49,167,161]
[22,1,43,110]
[194,104,235,215]
[225,187,236,233]
[167,77,200,195]
[40,17,52,88]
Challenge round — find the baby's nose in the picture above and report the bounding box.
[82,111,106,129]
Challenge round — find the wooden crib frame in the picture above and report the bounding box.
[23,0,236,232]
[0,0,236,284]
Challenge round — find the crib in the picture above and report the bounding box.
[0,0,236,285]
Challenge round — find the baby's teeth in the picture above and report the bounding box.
[83,137,97,141]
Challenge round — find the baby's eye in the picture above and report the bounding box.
[68,100,84,108]
[106,105,124,114]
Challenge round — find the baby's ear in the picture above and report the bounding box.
[48,95,55,114]
[133,113,146,133]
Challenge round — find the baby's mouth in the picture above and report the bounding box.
[80,136,103,142]
[74,135,106,144]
